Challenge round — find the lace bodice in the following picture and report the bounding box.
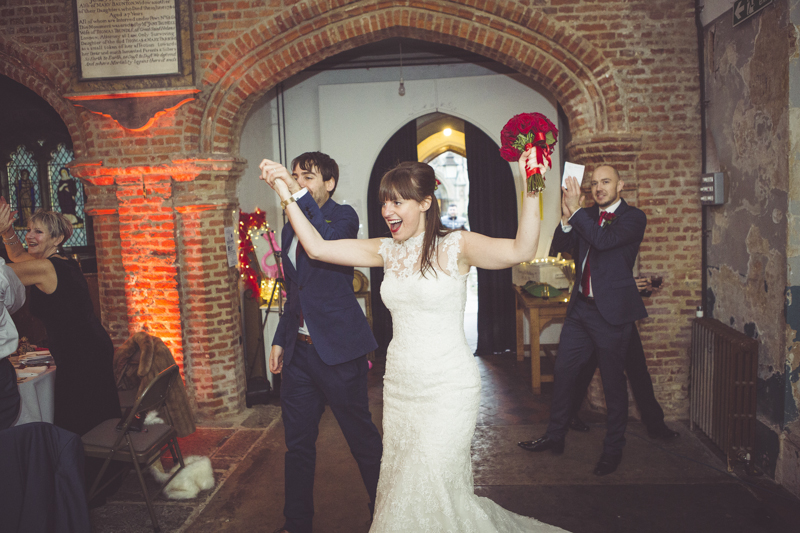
[378,232,469,375]
[379,230,464,280]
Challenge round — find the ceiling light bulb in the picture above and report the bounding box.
[398,79,405,96]
[443,128,452,137]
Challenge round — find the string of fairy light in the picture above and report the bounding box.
[237,209,281,301]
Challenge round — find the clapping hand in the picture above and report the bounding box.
[561,176,583,219]
[0,197,18,235]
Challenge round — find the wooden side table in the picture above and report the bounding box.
[513,285,570,393]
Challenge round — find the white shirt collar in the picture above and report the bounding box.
[600,198,622,215]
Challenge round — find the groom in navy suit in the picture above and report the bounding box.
[519,165,647,476]
[267,152,382,533]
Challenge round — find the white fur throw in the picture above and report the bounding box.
[149,456,215,500]
[143,411,214,499]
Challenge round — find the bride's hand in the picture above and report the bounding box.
[517,148,538,198]
[259,160,293,199]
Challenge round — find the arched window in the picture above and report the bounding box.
[6,145,42,235]
[0,75,94,262]
[48,144,87,247]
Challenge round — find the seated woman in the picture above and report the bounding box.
[0,206,120,436]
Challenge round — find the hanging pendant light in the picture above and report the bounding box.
[398,41,406,96]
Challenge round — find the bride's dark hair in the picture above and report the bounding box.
[379,161,451,277]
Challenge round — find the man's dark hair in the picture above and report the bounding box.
[291,152,339,197]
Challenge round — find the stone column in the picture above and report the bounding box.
[173,157,247,418]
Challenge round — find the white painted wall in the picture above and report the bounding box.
[238,63,564,346]
[238,66,561,258]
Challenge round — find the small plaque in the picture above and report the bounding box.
[225,227,238,268]
[75,0,181,80]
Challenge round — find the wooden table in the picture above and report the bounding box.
[514,285,569,393]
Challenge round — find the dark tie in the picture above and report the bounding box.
[579,211,608,296]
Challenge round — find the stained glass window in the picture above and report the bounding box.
[48,144,87,246]
[6,145,42,240]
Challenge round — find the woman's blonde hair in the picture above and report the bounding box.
[29,210,73,250]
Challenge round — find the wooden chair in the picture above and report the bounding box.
[82,365,185,532]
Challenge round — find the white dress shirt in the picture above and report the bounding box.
[0,258,25,359]
[287,188,310,336]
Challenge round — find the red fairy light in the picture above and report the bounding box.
[238,210,266,295]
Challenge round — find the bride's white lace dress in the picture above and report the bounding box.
[370,231,567,532]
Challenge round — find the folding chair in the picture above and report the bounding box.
[82,364,185,532]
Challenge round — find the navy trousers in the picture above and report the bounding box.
[571,324,667,431]
[280,341,382,533]
[0,357,20,429]
[546,297,633,456]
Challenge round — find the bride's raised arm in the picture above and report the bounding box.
[459,149,541,270]
[259,159,384,268]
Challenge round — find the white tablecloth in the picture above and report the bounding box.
[14,365,56,426]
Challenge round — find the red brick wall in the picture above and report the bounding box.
[1,0,702,420]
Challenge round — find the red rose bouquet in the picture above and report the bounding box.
[499,112,558,193]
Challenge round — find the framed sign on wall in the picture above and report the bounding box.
[69,0,194,92]
[74,0,183,80]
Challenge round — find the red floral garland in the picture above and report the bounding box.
[238,209,266,295]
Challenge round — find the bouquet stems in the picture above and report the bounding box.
[526,173,545,193]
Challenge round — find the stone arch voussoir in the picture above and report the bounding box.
[197,1,627,155]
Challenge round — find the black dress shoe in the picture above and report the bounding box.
[569,416,590,432]
[593,453,622,476]
[518,436,565,454]
[648,426,680,440]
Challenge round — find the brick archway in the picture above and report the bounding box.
[197,1,627,155]
[0,35,85,155]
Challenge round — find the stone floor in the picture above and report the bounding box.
[89,354,800,533]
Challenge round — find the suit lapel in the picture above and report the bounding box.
[282,225,299,283]
[614,198,630,217]
[284,198,334,284]
[580,199,630,262]
[579,205,600,265]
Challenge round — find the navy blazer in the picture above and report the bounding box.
[551,198,648,326]
[272,192,377,366]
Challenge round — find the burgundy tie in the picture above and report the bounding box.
[580,212,608,296]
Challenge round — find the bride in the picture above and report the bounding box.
[260,150,567,532]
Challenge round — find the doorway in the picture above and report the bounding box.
[366,113,519,357]
[426,145,476,352]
